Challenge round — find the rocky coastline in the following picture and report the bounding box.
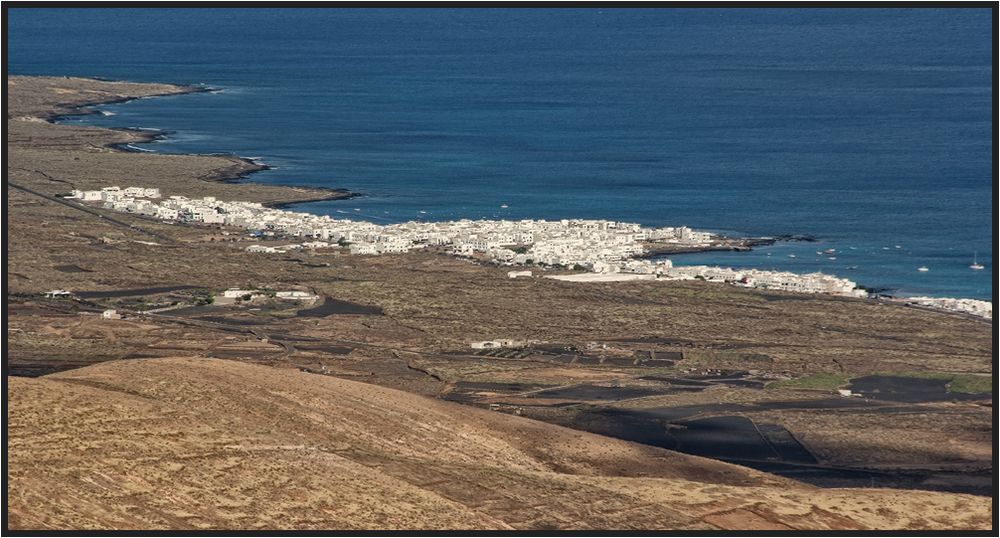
[640,233,818,258]
[37,76,360,203]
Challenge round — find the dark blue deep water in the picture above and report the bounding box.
[8,8,993,299]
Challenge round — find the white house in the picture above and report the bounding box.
[590,261,617,273]
[471,339,524,349]
[275,290,316,301]
[245,245,284,253]
[44,290,73,298]
[222,288,258,299]
[350,243,378,255]
[155,207,180,220]
[69,190,104,201]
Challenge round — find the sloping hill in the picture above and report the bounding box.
[6,358,992,530]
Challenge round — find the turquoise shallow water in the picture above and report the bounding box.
[8,8,993,299]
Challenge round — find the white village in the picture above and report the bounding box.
[64,186,991,319]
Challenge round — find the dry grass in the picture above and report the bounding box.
[7,358,992,530]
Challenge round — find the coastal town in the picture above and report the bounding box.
[7,63,993,533]
[900,296,993,320]
[64,186,991,319]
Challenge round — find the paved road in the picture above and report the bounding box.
[7,180,176,243]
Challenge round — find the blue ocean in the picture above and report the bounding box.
[8,8,993,299]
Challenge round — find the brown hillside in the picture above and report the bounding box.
[6,358,992,531]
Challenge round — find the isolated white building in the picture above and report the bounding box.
[275,291,316,301]
[471,339,524,350]
[44,290,73,298]
[245,245,284,254]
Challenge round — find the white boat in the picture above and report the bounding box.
[500,204,509,208]
[917,266,929,272]
[970,252,984,270]
[827,256,837,260]
[787,254,796,258]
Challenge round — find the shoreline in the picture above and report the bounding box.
[74,182,992,318]
[40,76,822,261]
[40,78,215,122]
[639,234,818,258]
[881,298,994,325]
[263,189,361,208]
[22,75,988,304]
[42,76,789,258]
[37,75,361,203]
